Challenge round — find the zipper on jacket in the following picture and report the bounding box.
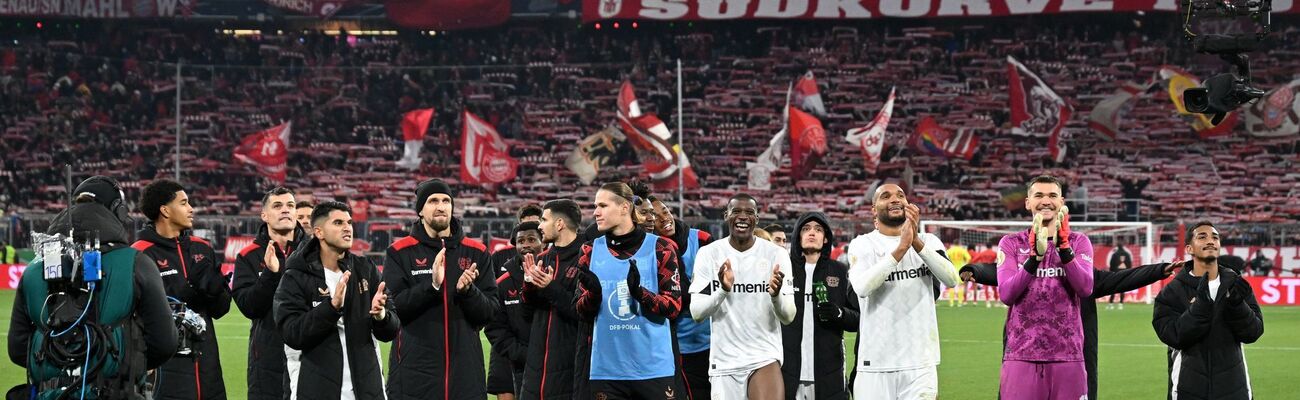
[176,238,190,278]
[442,238,451,400]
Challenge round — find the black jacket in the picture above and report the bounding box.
[132,226,230,400]
[1153,266,1264,400]
[520,240,585,400]
[230,223,307,400]
[383,218,500,400]
[8,204,178,388]
[781,212,859,400]
[967,261,1176,399]
[485,254,532,372]
[273,236,399,400]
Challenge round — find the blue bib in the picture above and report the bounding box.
[589,234,675,380]
[675,229,711,354]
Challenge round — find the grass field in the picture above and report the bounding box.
[1,291,1296,399]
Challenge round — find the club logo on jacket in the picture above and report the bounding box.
[194,254,205,263]
[458,258,473,271]
[665,387,676,400]
[826,276,841,288]
[565,266,578,279]
[415,258,428,267]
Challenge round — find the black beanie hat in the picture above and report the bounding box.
[415,179,455,214]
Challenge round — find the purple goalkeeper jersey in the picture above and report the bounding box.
[996,230,1095,362]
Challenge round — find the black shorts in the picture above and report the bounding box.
[590,376,681,400]
[487,350,515,395]
[680,350,711,400]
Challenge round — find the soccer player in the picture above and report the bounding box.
[963,257,1185,399]
[690,193,795,400]
[487,204,544,400]
[486,221,545,400]
[1107,242,1132,309]
[996,175,1094,400]
[780,212,859,400]
[295,200,314,231]
[232,187,309,400]
[946,240,971,307]
[573,182,684,399]
[846,183,959,400]
[384,179,499,400]
[1153,222,1263,400]
[273,201,398,399]
[133,179,230,400]
[765,224,789,250]
[651,197,714,400]
[519,200,587,399]
[968,239,999,307]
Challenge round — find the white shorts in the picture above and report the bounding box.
[710,367,762,400]
[853,367,938,400]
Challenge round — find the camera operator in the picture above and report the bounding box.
[132,179,231,400]
[7,176,178,399]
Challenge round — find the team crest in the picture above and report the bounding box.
[826,276,841,288]
[597,0,621,18]
[565,266,579,279]
[996,250,1005,266]
[595,392,608,400]
[193,254,205,263]
[458,258,474,271]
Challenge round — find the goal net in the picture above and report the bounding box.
[921,220,1159,304]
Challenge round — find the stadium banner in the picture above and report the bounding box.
[584,0,1300,21]
[3,264,24,290]
[0,0,198,18]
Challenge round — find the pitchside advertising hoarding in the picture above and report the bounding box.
[583,0,1300,21]
[4,245,1300,304]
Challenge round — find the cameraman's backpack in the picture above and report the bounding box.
[20,248,148,400]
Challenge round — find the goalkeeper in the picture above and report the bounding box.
[995,175,1094,400]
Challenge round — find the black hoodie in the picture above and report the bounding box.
[383,217,500,400]
[781,212,860,400]
[273,236,398,399]
[519,238,585,400]
[8,203,177,386]
[132,225,230,400]
[231,222,307,400]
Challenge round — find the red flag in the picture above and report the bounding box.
[616,81,699,190]
[460,111,518,185]
[788,106,827,181]
[1008,56,1073,162]
[845,87,895,174]
[909,117,978,160]
[793,71,826,116]
[397,108,434,169]
[233,122,292,183]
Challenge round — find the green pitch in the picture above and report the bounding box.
[1,291,1295,399]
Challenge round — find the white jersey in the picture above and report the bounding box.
[689,237,796,376]
[846,231,959,372]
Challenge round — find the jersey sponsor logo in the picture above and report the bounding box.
[159,269,178,277]
[1035,267,1066,278]
[411,268,434,276]
[710,280,767,293]
[505,299,521,306]
[885,266,931,282]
